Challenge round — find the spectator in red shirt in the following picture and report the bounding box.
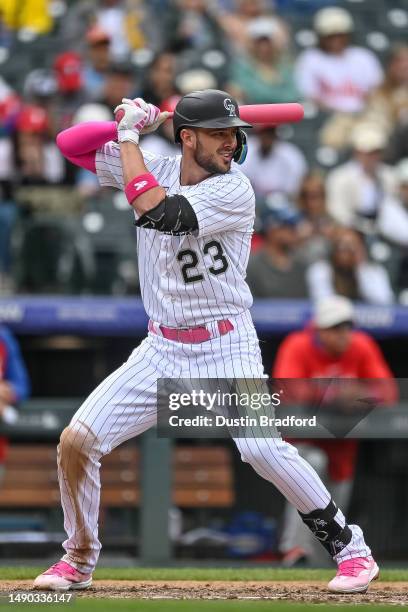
[272,295,396,566]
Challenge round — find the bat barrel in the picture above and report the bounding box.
[166,102,304,125]
[239,103,304,125]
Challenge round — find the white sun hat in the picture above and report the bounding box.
[314,295,355,329]
[314,7,354,36]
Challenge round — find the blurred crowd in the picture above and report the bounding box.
[0,0,407,303]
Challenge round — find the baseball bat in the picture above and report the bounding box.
[238,103,304,125]
[167,103,304,125]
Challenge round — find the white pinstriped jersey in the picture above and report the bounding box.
[95,142,255,327]
[57,147,371,579]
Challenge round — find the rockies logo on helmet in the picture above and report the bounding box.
[223,98,237,117]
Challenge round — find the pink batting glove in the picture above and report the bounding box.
[123,98,171,134]
[141,111,171,134]
[126,98,160,125]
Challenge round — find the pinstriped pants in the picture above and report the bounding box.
[58,310,370,573]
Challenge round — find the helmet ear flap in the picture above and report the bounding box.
[233,129,248,164]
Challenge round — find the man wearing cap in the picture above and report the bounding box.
[83,26,111,101]
[295,7,383,114]
[273,295,396,566]
[34,90,380,594]
[295,7,383,149]
[53,53,87,135]
[327,123,397,231]
[231,16,298,105]
[54,53,83,98]
[246,197,309,298]
[15,105,65,185]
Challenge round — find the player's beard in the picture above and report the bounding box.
[194,138,231,175]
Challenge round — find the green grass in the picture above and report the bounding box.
[0,601,404,612]
[0,567,407,582]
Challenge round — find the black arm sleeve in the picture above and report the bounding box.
[134,194,198,235]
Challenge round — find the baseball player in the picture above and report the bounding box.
[34,90,378,594]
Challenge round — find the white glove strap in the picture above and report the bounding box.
[118,129,140,145]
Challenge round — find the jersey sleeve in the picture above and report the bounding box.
[95,142,164,191]
[183,173,255,237]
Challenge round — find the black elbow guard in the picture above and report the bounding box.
[135,195,198,235]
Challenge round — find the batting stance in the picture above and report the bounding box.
[34,90,378,594]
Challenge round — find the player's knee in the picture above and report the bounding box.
[58,421,100,465]
[236,443,259,466]
[236,437,303,475]
[236,437,280,467]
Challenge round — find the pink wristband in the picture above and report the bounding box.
[125,173,160,205]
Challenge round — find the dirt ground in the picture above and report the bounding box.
[1,580,408,604]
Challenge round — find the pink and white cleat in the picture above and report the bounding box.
[33,560,92,592]
[328,556,379,593]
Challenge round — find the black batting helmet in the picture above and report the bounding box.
[173,89,252,143]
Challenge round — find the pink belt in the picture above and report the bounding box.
[148,319,234,344]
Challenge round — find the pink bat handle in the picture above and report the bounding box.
[167,102,304,125]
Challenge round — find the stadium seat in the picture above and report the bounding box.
[80,195,138,294]
[0,443,235,509]
[13,216,95,294]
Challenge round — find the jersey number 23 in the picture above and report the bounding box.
[177,240,228,284]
